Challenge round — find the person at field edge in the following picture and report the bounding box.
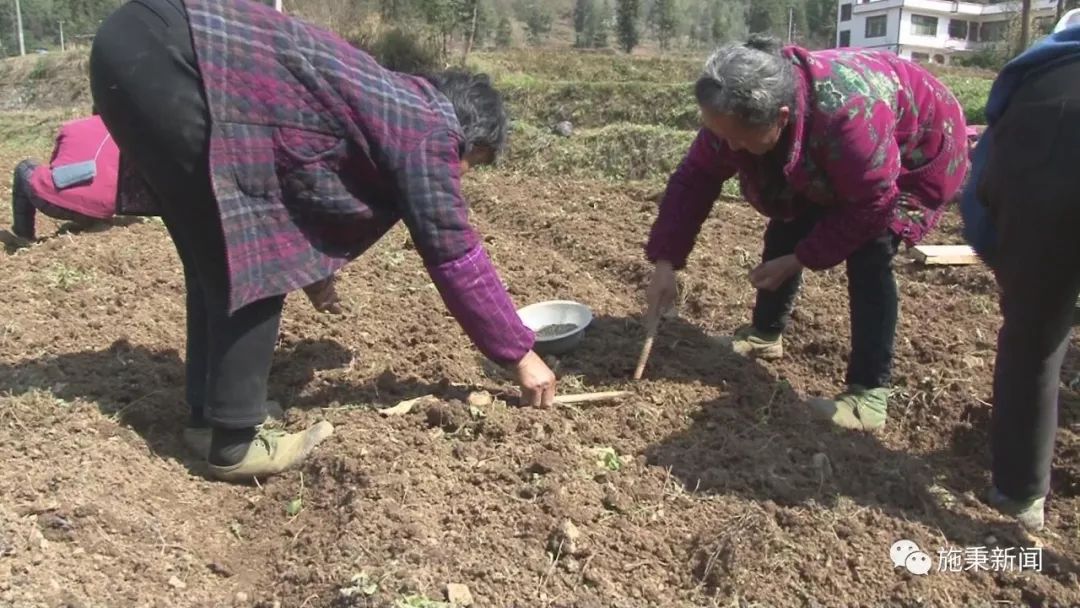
[960,19,1080,532]
[645,36,968,431]
[89,0,556,482]
[4,111,344,315]
[5,114,119,245]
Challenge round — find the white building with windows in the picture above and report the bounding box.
[836,0,1063,64]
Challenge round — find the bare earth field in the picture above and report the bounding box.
[1,88,1079,606]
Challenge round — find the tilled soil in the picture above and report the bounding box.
[2,166,1079,607]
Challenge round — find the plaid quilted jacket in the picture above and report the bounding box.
[118,0,534,364]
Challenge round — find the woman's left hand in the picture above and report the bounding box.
[749,254,803,291]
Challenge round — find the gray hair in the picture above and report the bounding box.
[694,35,796,127]
[424,70,508,159]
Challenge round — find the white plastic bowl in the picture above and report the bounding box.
[517,300,593,356]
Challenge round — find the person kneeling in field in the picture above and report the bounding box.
[4,114,120,246]
[89,0,556,482]
[4,112,344,315]
[645,36,968,431]
[960,20,1080,532]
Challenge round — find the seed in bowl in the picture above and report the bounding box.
[536,323,577,338]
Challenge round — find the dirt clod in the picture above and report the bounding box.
[425,401,468,432]
[208,562,233,577]
[549,519,588,558]
[601,485,632,513]
[466,391,493,407]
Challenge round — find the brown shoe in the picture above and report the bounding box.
[208,421,334,482]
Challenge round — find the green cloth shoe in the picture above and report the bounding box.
[209,421,334,482]
[182,400,286,459]
[726,325,783,360]
[987,487,1046,532]
[807,385,889,431]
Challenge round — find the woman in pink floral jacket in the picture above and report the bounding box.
[645,37,968,431]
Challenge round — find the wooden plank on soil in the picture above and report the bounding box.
[911,245,979,266]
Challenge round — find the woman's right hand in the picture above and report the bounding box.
[646,260,677,317]
[303,276,343,314]
[512,350,557,408]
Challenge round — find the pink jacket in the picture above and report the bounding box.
[28,116,119,220]
[647,47,969,271]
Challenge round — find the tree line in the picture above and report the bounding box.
[5,0,1077,61]
[350,0,822,54]
[0,0,123,55]
[0,0,844,58]
[577,0,837,53]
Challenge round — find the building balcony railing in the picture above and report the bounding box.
[897,35,993,50]
[851,0,1058,18]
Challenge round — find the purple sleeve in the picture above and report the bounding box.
[392,131,534,364]
[795,97,901,270]
[645,129,736,269]
[427,243,535,365]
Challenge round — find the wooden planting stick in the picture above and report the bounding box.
[555,391,632,405]
[489,389,632,406]
[633,308,661,380]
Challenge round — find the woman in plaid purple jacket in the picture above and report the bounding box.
[88,0,557,482]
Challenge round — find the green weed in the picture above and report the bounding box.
[594,446,623,471]
[45,263,91,291]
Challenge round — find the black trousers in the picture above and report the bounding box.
[12,160,102,239]
[980,58,1080,501]
[89,0,282,429]
[752,212,900,389]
